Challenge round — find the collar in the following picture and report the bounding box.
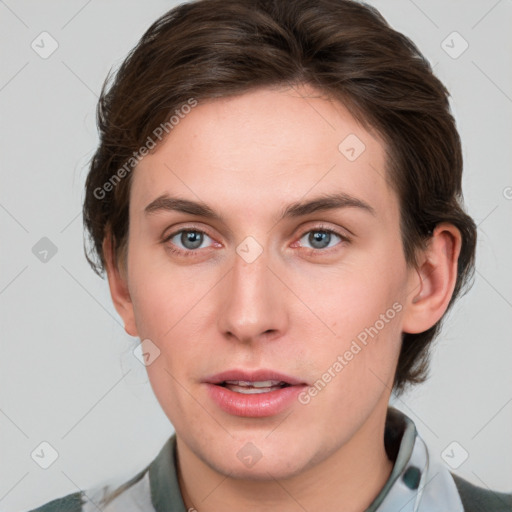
[148,407,463,512]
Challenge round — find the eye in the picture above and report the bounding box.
[296,226,349,253]
[162,224,350,258]
[163,229,216,256]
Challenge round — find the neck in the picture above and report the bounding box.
[176,404,394,512]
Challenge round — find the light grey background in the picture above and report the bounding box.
[1,0,511,510]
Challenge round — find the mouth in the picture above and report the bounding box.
[203,369,308,417]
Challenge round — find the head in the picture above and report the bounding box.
[83,0,476,480]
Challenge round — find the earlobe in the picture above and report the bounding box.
[102,233,139,337]
[402,223,462,334]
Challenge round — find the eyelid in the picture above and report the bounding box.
[163,222,215,241]
[296,221,352,240]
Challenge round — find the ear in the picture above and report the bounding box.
[402,223,462,334]
[102,232,139,337]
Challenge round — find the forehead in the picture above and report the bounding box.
[131,85,396,222]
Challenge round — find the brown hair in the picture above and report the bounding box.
[83,0,477,395]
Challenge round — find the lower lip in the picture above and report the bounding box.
[205,383,306,417]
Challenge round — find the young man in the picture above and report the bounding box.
[29,0,511,511]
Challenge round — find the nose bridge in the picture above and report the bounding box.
[218,243,286,342]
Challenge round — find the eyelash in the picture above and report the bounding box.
[162,224,351,258]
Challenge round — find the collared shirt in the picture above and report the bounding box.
[28,407,508,512]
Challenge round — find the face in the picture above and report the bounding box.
[118,85,416,480]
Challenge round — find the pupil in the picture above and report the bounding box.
[182,231,202,249]
[310,231,329,249]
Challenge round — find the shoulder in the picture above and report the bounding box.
[25,491,84,512]
[25,464,150,512]
[451,473,512,512]
[24,436,176,512]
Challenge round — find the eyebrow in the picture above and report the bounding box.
[144,192,376,221]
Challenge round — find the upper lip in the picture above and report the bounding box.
[203,369,307,386]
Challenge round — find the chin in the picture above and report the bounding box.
[196,435,320,481]
[211,453,311,481]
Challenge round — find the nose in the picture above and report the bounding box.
[217,246,288,345]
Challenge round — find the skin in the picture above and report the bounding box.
[104,85,461,512]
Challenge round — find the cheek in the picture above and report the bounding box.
[313,262,405,342]
[304,294,403,430]
[131,270,206,423]
[305,255,406,394]
[127,243,213,340]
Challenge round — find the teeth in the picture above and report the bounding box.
[221,380,289,394]
[223,380,284,388]
[226,385,276,394]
